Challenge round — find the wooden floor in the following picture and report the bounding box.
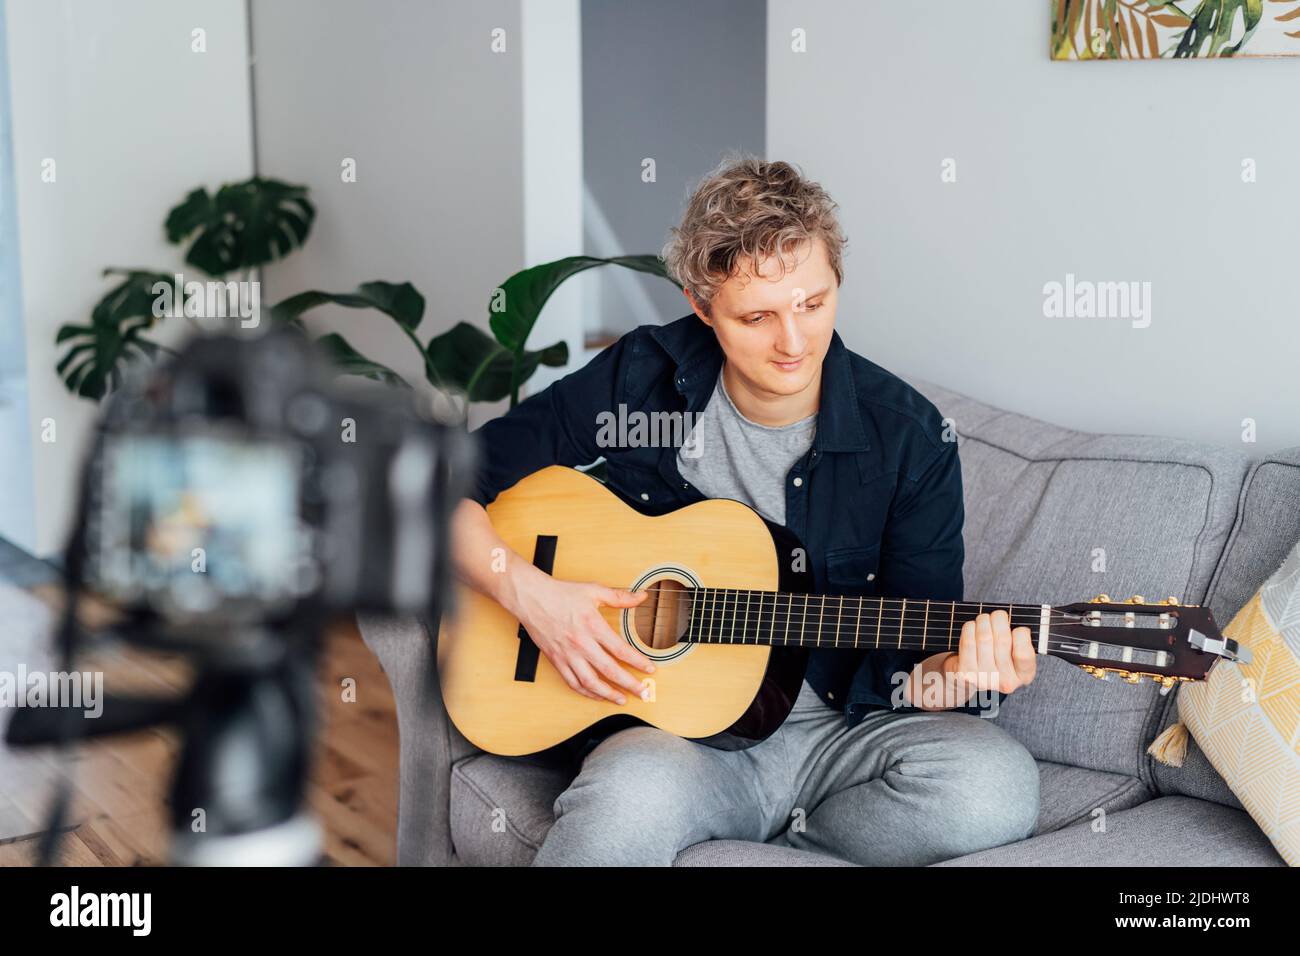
[0,604,400,867]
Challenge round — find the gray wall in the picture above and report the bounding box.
[582,0,765,337]
[768,0,1299,452]
[251,0,525,425]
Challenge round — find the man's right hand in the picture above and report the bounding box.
[509,573,655,704]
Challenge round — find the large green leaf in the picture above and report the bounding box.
[54,269,172,399]
[268,281,425,387]
[314,333,409,387]
[1172,0,1262,56]
[489,255,676,353]
[472,254,677,404]
[269,281,425,330]
[166,177,315,275]
[1051,0,1087,58]
[425,321,566,403]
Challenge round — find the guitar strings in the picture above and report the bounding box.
[681,633,1113,655]
[681,616,1105,649]
[626,590,1086,629]
[612,595,1169,663]
[677,622,1133,655]
[686,619,1130,649]
[630,584,1100,622]
[635,592,1182,633]
[642,611,1130,653]
[624,589,1168,654]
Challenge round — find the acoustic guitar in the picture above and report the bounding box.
[438,465,1249,756]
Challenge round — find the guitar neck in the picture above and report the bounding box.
[684,588,1051,654]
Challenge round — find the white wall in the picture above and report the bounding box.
[768,0,1300,452]
[4,0,253,555]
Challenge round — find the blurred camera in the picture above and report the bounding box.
[5,326,476,865]
[80,327,474,632]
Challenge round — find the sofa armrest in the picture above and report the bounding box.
[355,612,472,866]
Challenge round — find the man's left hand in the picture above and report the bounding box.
[904,610,1037,710]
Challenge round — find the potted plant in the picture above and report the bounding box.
[55,177,679,415]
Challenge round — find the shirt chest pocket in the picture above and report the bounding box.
[603,458,668,511]
[824,545,880,597]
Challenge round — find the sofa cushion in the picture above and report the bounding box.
[933,796,1286,867]
[1035,760,1150,834]
[674,840,853,866]
[913,381,1250,777]
[449,753,573,867]
[1149,689,1244,811]
[448,750,1152,865]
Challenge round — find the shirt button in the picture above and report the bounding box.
[640,492,650,501]
[793,476,803,487]
[827,691,835,700]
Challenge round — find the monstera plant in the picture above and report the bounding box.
[56,177,321,398]
[423,254,678,408]
[55,177,679,412]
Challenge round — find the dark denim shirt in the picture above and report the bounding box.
[467,313,999,725]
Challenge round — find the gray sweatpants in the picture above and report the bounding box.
[533,679,1040,866]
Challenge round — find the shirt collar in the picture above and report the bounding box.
[649,313,869,453]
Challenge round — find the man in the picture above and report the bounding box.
[452,156,1040,866]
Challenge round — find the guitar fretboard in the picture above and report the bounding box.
[684,588,1050,653]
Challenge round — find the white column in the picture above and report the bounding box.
[520,0,585,395]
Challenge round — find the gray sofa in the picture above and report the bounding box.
[357,381,1299,866]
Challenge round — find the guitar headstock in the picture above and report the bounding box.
[1049,595,1251,692]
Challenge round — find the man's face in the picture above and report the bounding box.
[689,235,838,401]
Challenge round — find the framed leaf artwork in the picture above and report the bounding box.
[1051,0,1300,59]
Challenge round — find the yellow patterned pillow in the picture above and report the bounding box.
[1149,541,1300,866]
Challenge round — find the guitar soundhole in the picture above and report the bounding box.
[632,579,694,650]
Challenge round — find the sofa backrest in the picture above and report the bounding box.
[1205,449,1300,624]
[914,381,1252,778]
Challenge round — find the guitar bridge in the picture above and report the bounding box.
[514,534,558,682]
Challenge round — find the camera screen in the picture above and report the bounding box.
[95,433,307,618]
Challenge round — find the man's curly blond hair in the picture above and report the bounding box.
[661,153,847,317]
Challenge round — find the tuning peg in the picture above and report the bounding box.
[1123,672,1143,684]
[1158,596,1181,606]
[1080,665,1108,680]
[1122,595,1145,605]
[1092,594,1111,604]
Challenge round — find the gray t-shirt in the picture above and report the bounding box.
[676,369,817,526]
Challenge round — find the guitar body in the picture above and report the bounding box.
[437,465,812,756]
